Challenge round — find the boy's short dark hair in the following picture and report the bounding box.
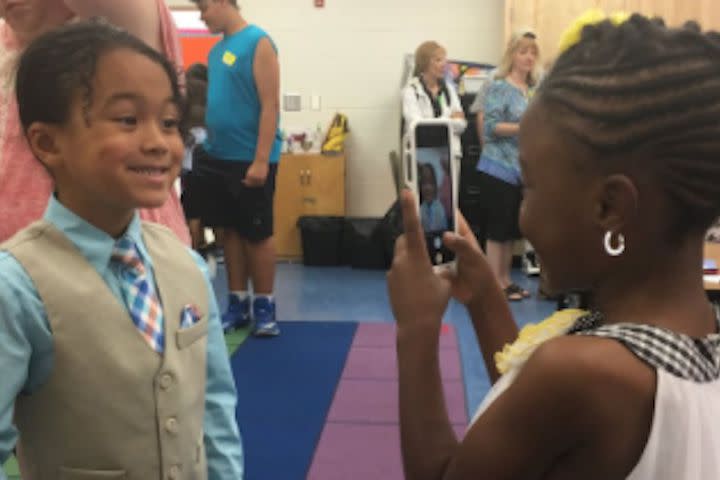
[16,20,184,134]
[186,63,208,83]
[185,78,207,130]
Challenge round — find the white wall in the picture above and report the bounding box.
[169,0,505,216]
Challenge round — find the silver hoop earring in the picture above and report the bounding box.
[604,231,625,257]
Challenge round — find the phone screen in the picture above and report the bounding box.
[414,123,455,265]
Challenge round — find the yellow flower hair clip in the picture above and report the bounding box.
[558,9,632,54]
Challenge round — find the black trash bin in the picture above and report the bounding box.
[297,216,344,266]
[343,218,387,270]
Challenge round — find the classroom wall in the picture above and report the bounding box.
[507,0,720,63]
[168,0,505,217]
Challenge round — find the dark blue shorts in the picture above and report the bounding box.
[190,146,278,242]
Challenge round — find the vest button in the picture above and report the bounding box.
[168,465,181,479]
[160,373,173,390]
[165,417,179,434]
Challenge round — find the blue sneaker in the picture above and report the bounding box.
[252,297,279,337]
[221,295,251,333]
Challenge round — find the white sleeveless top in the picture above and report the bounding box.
[472,312,720,479]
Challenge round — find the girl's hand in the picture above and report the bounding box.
[440,213,497,308]
[387,190,451,336]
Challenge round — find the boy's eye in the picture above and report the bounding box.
[115,116,137,126]
[163,118,180,129]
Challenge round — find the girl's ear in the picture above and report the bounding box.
[592,174,640,232]
[26,122,64,174]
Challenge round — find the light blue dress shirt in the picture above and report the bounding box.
[0,197,243,479]
[420,200,448,232]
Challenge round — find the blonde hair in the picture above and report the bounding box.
[496,30,541,86]
[413,41,446,77]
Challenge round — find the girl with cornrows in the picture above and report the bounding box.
[388,11,720,480]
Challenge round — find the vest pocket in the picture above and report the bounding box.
[59,467,127,479]
[176,317,209,349]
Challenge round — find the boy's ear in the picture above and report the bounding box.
[592,174,639,232]
[26,122,63,173]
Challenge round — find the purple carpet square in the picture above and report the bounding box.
[327,378,467,424]
[307,423,468,480]
[352,323,458,349]
[307,423,403,480]
[342,345,462,380]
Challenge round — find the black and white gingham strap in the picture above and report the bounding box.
[567,312,720,383]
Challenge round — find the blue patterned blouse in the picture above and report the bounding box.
[476,79,531,186]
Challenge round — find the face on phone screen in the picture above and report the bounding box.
[415,124,455,265]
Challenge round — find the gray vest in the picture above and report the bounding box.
[3,220,210,480]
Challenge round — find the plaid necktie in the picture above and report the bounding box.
[111,236,164,353]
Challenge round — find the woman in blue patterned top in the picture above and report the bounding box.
[476,30,540,301]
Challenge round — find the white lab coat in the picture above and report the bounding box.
[401,76,467,159]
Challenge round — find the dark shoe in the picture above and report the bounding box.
[507,283,530,299]
[504,285,524,302]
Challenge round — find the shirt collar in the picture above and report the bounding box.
[43,196,151,275]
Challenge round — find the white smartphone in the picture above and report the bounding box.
[404,119,458,266]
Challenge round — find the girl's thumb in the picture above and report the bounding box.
[443,232,472,257]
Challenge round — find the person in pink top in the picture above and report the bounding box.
[0,0,190,244]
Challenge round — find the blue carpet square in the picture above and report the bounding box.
[231,321,357,480]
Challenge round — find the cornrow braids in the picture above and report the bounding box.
[537,14,720,235]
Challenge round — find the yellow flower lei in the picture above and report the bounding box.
[494,309,588,375]
[558,9,632,54]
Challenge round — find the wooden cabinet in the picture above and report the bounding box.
[273,153,346,259]
[506,0,720,62]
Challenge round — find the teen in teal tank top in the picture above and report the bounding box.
[204,25,282,163]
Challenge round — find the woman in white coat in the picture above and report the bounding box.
[402,41,466,160]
